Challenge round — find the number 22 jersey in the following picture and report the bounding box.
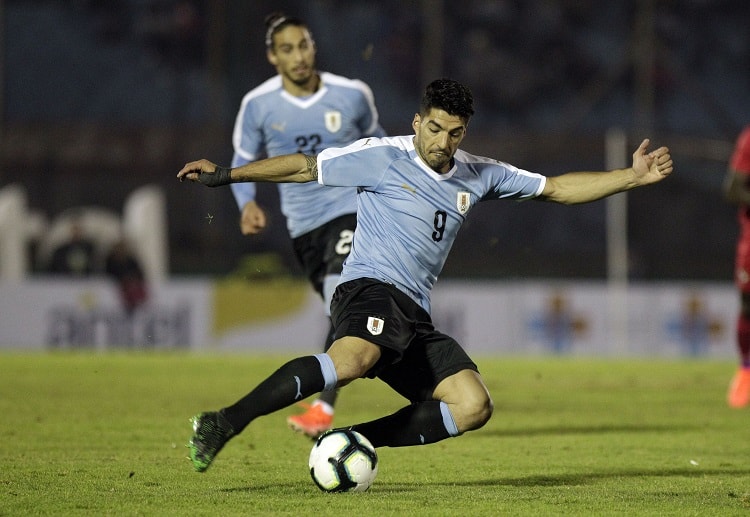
[231,71,385,237]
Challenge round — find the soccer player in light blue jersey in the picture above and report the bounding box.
[179,79,673,473]
[229,12,385,437]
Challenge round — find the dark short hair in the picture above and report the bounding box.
[264,12,311,48]
[420,79,475,121]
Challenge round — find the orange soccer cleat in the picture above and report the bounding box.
[287,401,334,438]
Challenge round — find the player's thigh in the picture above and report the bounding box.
[293,215,356,295]
[375,324,478,402]
[327,336,381,386]
[292,232,326,296]
[331,278,420,369]
[322,214,356,276]
[433,369,493,431]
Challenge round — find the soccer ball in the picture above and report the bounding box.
[308,429,378,492]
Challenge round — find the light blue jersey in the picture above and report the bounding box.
[318,135,546,313]
[230,72,385,238]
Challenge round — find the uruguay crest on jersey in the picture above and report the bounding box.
[324,110,342,133]
[457,191,471,214]
[366,316,384,336]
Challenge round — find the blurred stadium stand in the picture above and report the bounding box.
[1,0,748,280]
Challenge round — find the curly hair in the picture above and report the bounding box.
[420,79,475,121]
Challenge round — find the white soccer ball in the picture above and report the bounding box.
[308,429,378,492]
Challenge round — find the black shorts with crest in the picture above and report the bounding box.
[331,277,478,402]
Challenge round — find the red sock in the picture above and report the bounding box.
[737,315,750,367]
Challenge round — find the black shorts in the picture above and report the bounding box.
[330,278,478,403]
[292,214,356,297]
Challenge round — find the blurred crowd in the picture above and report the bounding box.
[5,0,748,138]
[42,212,148,314]
[3,0,749,279]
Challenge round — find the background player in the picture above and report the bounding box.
[228,12,385,436]
[178,78,673,473]
[723,125,750,408]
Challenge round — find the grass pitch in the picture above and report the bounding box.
[2,352,749,516]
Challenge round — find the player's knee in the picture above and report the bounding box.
[468,393,494,430]
[455,392,494,432]
[327,337,381,386]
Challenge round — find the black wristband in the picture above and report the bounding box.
[198,166,232,187]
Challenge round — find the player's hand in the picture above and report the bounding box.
[631,139,673,185]
[240,201,267,235]
[177,159,232,187]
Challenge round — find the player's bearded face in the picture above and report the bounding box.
[268,26,316,86]
[412,110,467,173]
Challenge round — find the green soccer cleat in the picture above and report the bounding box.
[187,411,235,472]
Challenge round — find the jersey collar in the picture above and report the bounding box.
[412,147,457,181]
[280,84,329,109]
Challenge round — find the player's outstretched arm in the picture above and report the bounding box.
[177,154,317,187]
[539,139,673,205]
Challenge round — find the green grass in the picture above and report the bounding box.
[2,353,749,516]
